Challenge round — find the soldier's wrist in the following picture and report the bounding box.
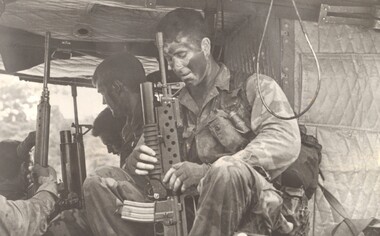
[36,182,58,200]
[201,163,211,172]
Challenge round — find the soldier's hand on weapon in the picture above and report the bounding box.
[127,145,158,175]
[163,162,209,193]
[28,164,58,198]
[17,131,36,162]
[28,164,57,184]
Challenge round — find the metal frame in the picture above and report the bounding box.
[319,4,380,30]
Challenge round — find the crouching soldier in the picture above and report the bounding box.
[0,132,58,236]
[84,8,301,236]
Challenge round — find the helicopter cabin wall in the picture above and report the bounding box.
[223,13,380,236]
[223,13,282,88]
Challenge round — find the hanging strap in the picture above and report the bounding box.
[318,183,359,236]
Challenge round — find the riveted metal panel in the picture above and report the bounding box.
[280,18,295,108]
[294,21,320,113]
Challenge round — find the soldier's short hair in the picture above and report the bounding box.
[157,8,210,46]
[92,107,125,146]
[92,52,146,91]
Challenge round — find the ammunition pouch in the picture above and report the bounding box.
[208,109,250,153]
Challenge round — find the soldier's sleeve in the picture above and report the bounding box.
[0,187,55,236]
[232,74,301,178]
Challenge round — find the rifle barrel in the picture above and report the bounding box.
[43,32,51,91]
[34,31,51,167]
[156,32,168,97]
[140,82,156,125]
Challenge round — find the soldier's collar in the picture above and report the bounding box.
[214,64,230,91]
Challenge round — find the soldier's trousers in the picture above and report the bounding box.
[83,156,283,236]
[44,209,93,236]
[189,156,283,235]
[83,166,154,236]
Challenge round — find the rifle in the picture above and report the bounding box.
[27,32,51,197]
[56,85,90,211]
[25,32,88,216]
[121,32,191,236]
[57,127,90,210]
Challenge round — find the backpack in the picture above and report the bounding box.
[275,125,322,235]
[279,125,322,199]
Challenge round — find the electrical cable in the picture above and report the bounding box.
[256,0,321,120]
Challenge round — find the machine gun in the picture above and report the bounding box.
[121,32,191,236]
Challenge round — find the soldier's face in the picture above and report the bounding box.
[101,136,121,155]
[96,80,124,118]
[163,36,208,87]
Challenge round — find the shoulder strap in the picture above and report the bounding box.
[318,183,360,236]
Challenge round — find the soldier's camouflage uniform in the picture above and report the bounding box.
[0,183,56,236]
[44,208,93,236]
[83,64,301,236]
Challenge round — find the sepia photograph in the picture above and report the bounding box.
[0,0,379,235]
